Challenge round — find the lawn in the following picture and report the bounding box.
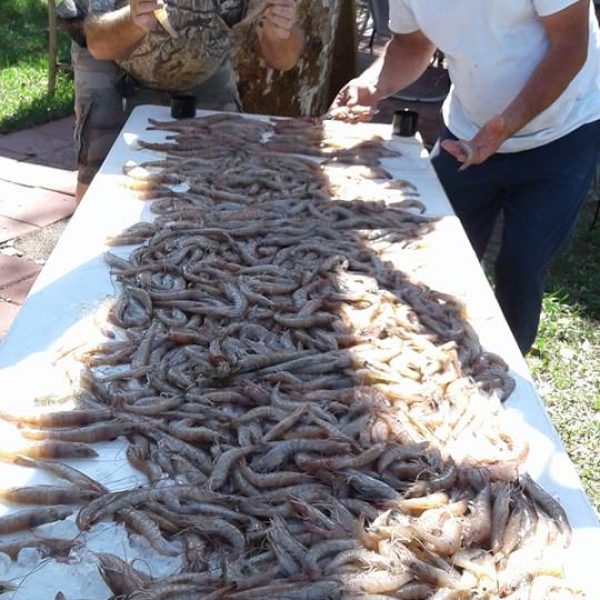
[527,200,600,513]
[0,0,74,133]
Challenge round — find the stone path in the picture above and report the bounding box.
[0,116,77,339]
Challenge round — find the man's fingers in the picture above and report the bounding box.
[265,0,297,10]
[266,4,295,19]
[263,9,295,34]
[346,85,361,107]
[327,105,373,123]
[442,140,473,162]
[262,0,297,32]
[456,140,476,169]
[441,139,477,171]
[329,87,350,111]
[264,14,293,31]
[440,115,508,171]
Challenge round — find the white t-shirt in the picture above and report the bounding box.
[390,0,600,151]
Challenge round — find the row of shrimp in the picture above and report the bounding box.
[0,113,582,599]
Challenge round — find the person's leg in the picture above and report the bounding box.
[75,181,89,204]
[430,128,507,259]
[494,121,600,354]
[72,44,125,203]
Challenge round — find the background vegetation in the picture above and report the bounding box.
[527,201,600,513]
[0,0,73,133]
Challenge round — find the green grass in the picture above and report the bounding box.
[527,201,600,514]
[0,0,74,133]
[483,198,600,513]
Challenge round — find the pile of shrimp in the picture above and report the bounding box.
[0,113,583,599]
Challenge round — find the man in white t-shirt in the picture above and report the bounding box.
[331,0,600,354]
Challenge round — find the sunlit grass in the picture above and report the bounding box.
[0,0,73,132]
[481,199,600,513]
[527,202,600,513]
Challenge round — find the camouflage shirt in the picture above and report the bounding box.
[87,0,252,91]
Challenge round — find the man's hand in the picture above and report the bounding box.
[327,31,434,123]
[443,0,590,171]
[129,0,162,32]
[441,115,509,170]
[261,0,297,40]
[254,0,303,71]
[85,0,165,59]
[327,78,382,122]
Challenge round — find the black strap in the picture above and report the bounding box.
[116,73,139,99]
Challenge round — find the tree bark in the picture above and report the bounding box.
[327,0,358,107]
[234,0,355,117]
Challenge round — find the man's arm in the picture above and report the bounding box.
[443,0,590,167]
[84,0,160,61]
[329,30,435,118]
[255,0,304,71]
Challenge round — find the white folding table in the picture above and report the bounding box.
[0,106,596,598]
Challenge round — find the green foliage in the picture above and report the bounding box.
[0,0,74,132]
[527,202,600,514]
[545,201,600,320]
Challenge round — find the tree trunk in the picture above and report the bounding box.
[234,0,356,117]
[327,0,358,107]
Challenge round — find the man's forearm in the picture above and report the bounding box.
[360,33,435,101]
[441,41,588,168]
[85,6,146,61]
[500,43,587,138]
[257,23,303,71]
[500,1,589,139]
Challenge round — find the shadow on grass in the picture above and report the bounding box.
[0,86,73,134]
[544,201,600,324]
[482,197,600,327]
[0,97,73,133]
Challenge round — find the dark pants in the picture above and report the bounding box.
[430,120,600,354]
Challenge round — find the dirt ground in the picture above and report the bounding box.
[11,219,69,264]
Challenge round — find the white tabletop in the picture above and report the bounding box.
[0,105,597,598]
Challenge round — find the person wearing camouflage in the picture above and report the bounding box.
[68,0,303,201]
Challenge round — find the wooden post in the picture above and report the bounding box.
[47,0,58,98]
[234,0,353,117]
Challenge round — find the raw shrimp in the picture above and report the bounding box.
[12,455,108,494]
[0,505,73,534]
[0,484,100,505]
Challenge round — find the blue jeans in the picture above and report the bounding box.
[430,120,600,354]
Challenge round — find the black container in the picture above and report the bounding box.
[171,93,197,119]
[392,108,419,137]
